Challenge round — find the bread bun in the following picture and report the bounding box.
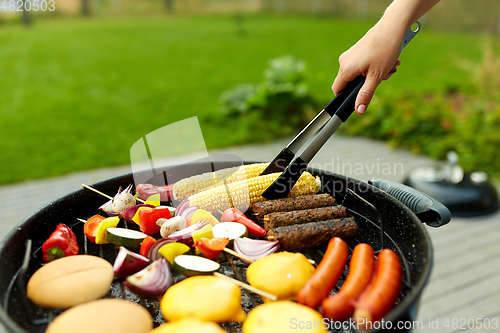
[27,255,114,308]
[46,299,152,333]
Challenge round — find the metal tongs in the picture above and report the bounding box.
[262,22,420,200]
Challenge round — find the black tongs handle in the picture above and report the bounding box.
[301,76,364,163]
[326,75,365,121]
[260,75,365,177]
[262,77,364,200]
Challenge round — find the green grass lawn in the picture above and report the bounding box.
[0,14,485,184]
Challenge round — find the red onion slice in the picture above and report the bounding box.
[148,238,177,262]
[234,237,278,255]
[233,238,280,264]
[180,206,198,220]
[136,184,174,201]
[167,221,208,241]
[120,204,156,223]
[113,246,150,278]
[166,221,208,247]
[175,199,189,217]
[125,258,172,298]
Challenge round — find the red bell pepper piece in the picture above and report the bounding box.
[193,237,229,260]
[83,215,106,243]
[138,207,172,235]
[221,208,267,236]
[42,224,79,263]
[140,236,156,257]
[136,184,174,202]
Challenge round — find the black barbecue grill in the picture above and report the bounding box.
[0,161,449,333]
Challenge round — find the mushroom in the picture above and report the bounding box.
[157,216,187,238]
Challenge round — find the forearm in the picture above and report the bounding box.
[380,0,441,35]
[332,0,440,114]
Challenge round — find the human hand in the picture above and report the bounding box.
[332,22,404,114]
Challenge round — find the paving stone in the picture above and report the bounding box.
[430,220,500,253]
[433,227,500,262]
[424,280,500,321]
[429,243,500,283]
[416,302,441,323]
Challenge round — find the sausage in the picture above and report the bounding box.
[353,249,402,330]
[263,206,348,230]
[297,237,348,309]
[322,243,375,321]
[267,217,358,251]
[253,194,335,219]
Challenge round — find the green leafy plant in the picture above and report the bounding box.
[220,84,258,115]
[219,55,320,140]
[460,37,500,98]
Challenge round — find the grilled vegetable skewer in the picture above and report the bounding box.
[214,272,277,302]
[82,184,146,204]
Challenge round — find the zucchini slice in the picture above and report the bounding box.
[106,228,147,249]
[172,255,220,277]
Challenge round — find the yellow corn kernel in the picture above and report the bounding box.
[188,172,320,215]
[173,163,269,201]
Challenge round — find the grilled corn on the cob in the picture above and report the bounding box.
[188,172,320,215]
[173,163,269,200]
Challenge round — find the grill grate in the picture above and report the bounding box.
[3,193,414,333]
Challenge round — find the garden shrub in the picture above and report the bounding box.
[219,55,320,141]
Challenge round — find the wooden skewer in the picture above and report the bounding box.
[266,237,317,265]
[77,218,87,223]
[136,197,147,204]
[82,184,146,204]
[224,245,315,265]
[82,184,113,200]
[223,247,254,263]
[213,272,277,301]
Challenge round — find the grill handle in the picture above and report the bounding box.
[369,179,451,227]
